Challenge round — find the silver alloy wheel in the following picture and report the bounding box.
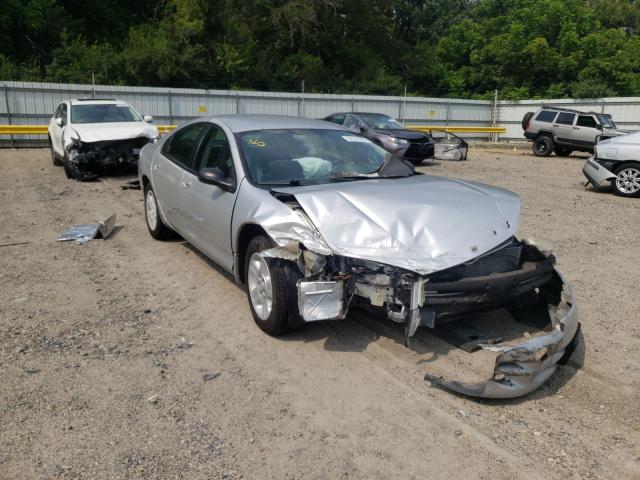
[146,189,158,230]
[247,252,273,321]
[616,167,640,194]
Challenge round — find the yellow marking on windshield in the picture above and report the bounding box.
[247,138,266,147]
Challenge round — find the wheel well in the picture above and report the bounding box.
[141,175,150,190]
[612,161,640,174]
[536,131,554,140]
[236,224,269,284]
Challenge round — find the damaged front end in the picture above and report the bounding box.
[258,234,579,399]
[64,136,154,180]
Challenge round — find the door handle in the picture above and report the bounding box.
[182,181,191,188]
[573,127,579,130]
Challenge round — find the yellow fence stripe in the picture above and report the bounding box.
[408,125,506,134]
[0,125,178,135]
[0,124,504,135]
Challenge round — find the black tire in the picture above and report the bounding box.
[554,146,573,157]
[533,136,554,157]
[62,151,97,180]
[611,163,640,198]
[244,235,303,336]
[144,184,175,239]
[522,112,534,130]
[49,137,62,166]
[409,158,423,166]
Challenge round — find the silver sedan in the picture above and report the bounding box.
[138,115,581,399]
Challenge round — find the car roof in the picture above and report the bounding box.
[215,115,346,133]
[68,99,128,106]
[327,112,393,117]
[540,105,599,115]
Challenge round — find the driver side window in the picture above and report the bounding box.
[577,115,598,128]
[193,124,235,180]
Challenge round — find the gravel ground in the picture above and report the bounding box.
[1,146,639,479]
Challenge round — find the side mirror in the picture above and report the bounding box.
[143,115,154,123]
[55,117,63,127]
[198,167,235,192]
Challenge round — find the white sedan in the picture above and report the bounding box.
[48,99,159,180]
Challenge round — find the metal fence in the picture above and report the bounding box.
[2,80,640,146]
[0,80,493,146]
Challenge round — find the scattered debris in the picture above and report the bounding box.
[58,214,116,243]
[203,372,221,382]
[121,179,141,190]
[0,241,30,248]
[24,368,40,374]
[146,394,159,404]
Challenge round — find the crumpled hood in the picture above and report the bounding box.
[273,175,520,275]
[598,130,640,145]
[70,122,158,143]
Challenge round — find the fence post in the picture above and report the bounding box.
[491,89,499,142]
[445,100,450,127]
[236,92,240,114]
[168,90,173,125]
[3,83,13,148]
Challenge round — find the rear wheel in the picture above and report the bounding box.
[611,164,640,197]
[554,146,573,157]
[144,185,175,239]
[533,136,554,157]
[245,235,302,336]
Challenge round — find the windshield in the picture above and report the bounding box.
[70,104,142,124]
[597,114,617,129]
[358,114,403,130]
[237,129,388,186]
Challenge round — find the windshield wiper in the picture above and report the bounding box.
[262,179,318,186]
[328,172,375,182]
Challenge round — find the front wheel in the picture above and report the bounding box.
[62,152,97,180]
[533,136,554,157]
[245,235,302,336]
[144,185,175,239]
[49,137,62,166]
[409,158,424,166]
[611,164,640,197]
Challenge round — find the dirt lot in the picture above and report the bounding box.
[1,146,639,480]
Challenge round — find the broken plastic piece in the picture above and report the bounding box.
[58,214,116,243]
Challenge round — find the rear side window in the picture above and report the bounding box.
[556,112,575,125]
[535,110,558,123]
[577,115,598,128]
[163,122,208,170]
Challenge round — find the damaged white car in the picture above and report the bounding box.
[139,115,581,399]
[48,99,159,180]
[583,131,640,197]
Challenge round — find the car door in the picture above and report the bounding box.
[151,122,208,232]
[572,115,601,147]
[553,112,576,145]
[50,103,67,156]
[178,123,238,272]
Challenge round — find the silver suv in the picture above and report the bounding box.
[522,106,628,157]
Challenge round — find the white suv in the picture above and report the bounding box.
[48,99,159,180]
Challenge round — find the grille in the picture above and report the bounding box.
[430,240,522,282]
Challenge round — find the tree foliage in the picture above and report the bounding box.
[2,0,640,99]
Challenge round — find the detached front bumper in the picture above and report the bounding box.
[425,271,580,399]
[583,156,616,187]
